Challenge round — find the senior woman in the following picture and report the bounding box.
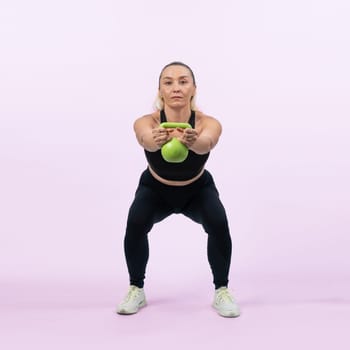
[116,62,240,318]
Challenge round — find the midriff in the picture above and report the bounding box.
[148,166,204,186]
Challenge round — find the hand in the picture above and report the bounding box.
[178,128,198,148]
[152,127,172,148]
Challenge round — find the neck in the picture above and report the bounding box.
[163,105,192,122]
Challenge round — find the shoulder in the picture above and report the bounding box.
[134,111,160,129]
[195,110,222,131]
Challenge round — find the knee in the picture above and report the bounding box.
[126,212,153,237]
[203,214,230,237]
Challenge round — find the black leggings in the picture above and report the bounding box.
[123,168,232,289]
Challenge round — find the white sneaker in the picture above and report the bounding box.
[213,287,240,318]
[116,285,147,315]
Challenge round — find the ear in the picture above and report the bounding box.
[191,86,197,99]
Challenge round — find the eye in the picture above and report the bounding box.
[164,81,172,85]
[180,80,188,85]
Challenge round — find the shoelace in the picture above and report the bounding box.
[216,288,234,304]
[124,287,141,303]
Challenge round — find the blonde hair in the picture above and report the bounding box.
[154,61,198,111]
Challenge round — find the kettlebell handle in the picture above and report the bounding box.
[160,122,192,129]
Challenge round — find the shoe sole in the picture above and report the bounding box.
[217,311,240,318]
[212,304,240,318]
[116,300,147,315]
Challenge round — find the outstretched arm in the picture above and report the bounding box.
[178,116,222,154]
[134,115,172,152]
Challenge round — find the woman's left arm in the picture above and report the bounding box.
[180,116,222,155]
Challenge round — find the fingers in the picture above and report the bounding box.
[152,127,198,148]
[152,127,171,147]
[180,128,198,147]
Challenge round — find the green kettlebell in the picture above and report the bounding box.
[160,122,192,163]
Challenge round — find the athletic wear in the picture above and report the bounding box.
[124,168,232,289]
[122,109,233,293]
[116,285,146,315]
[213,287,240,317]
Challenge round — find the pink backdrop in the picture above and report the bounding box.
[1,0,349,349]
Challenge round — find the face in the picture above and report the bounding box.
[159,65,196,109]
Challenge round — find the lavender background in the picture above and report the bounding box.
[1,0,349,349]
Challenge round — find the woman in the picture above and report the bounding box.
[116,62,240,317]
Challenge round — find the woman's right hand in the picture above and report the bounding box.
[152,127,172,148]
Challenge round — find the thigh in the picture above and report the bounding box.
[182,185,229,233]
[127,183,173,229]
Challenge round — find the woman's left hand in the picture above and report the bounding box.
[177,128,198,148]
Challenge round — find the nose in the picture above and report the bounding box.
[172,82,181,92]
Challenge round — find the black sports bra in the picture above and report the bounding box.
[144,110,210,181]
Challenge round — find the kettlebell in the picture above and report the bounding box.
[160,122,192,163]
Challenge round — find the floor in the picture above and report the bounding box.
[1,276,349,350]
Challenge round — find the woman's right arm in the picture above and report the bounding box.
[134,115,171,152]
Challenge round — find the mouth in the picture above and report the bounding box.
[171,96,182,99]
